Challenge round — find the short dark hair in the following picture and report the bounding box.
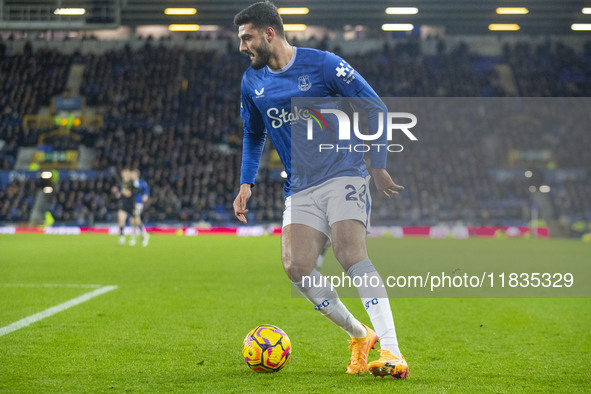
[233,1,285,37]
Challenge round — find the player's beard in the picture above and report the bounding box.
[249,38,271,70]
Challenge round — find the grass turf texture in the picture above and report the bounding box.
[0,234,589,392]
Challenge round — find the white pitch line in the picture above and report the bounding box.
[0,285,117,338]
[0,283,102,289]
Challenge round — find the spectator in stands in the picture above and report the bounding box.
[1,40,590,228]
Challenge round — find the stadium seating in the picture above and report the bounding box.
[0,178,36,223]
[0,39,589,227]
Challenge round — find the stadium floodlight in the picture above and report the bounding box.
[54,8,86,15]
[524,170,533,178]
[43,186,54,194]
[169,24,200,31]
[385,7,418,15]
[489,24,520,31]
[496,7,529,15]
[278,8,309,15]
[539,185,551,193]
[382,24,414,31]
[199,25,220,31]
[284,24,307,31]
[572,24,591,31]
[582,8,591,14]
[528,185,537,193]
[164,8,197,15]
[41,171,53,179]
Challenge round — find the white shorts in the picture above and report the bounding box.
[133,203,144,216]
[282,176,371,239]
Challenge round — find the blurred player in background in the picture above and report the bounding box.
[130,169,150,247]
[232,1,408,379]
[112,168,137,245]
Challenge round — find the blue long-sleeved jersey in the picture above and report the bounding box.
[239,47,387,196]
[134,179,150,203]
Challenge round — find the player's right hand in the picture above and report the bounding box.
[233,184,252,224]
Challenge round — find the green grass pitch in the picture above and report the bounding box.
[0,234,589,392]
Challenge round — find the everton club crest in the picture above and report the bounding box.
[298,75,312,92]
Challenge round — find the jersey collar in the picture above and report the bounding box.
[267,47,297,74]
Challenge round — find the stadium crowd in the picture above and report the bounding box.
[0,38,590,226]
[0,47,72,170]
[0,178,36,223]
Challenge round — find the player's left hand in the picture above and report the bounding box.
[370,168,404,198]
